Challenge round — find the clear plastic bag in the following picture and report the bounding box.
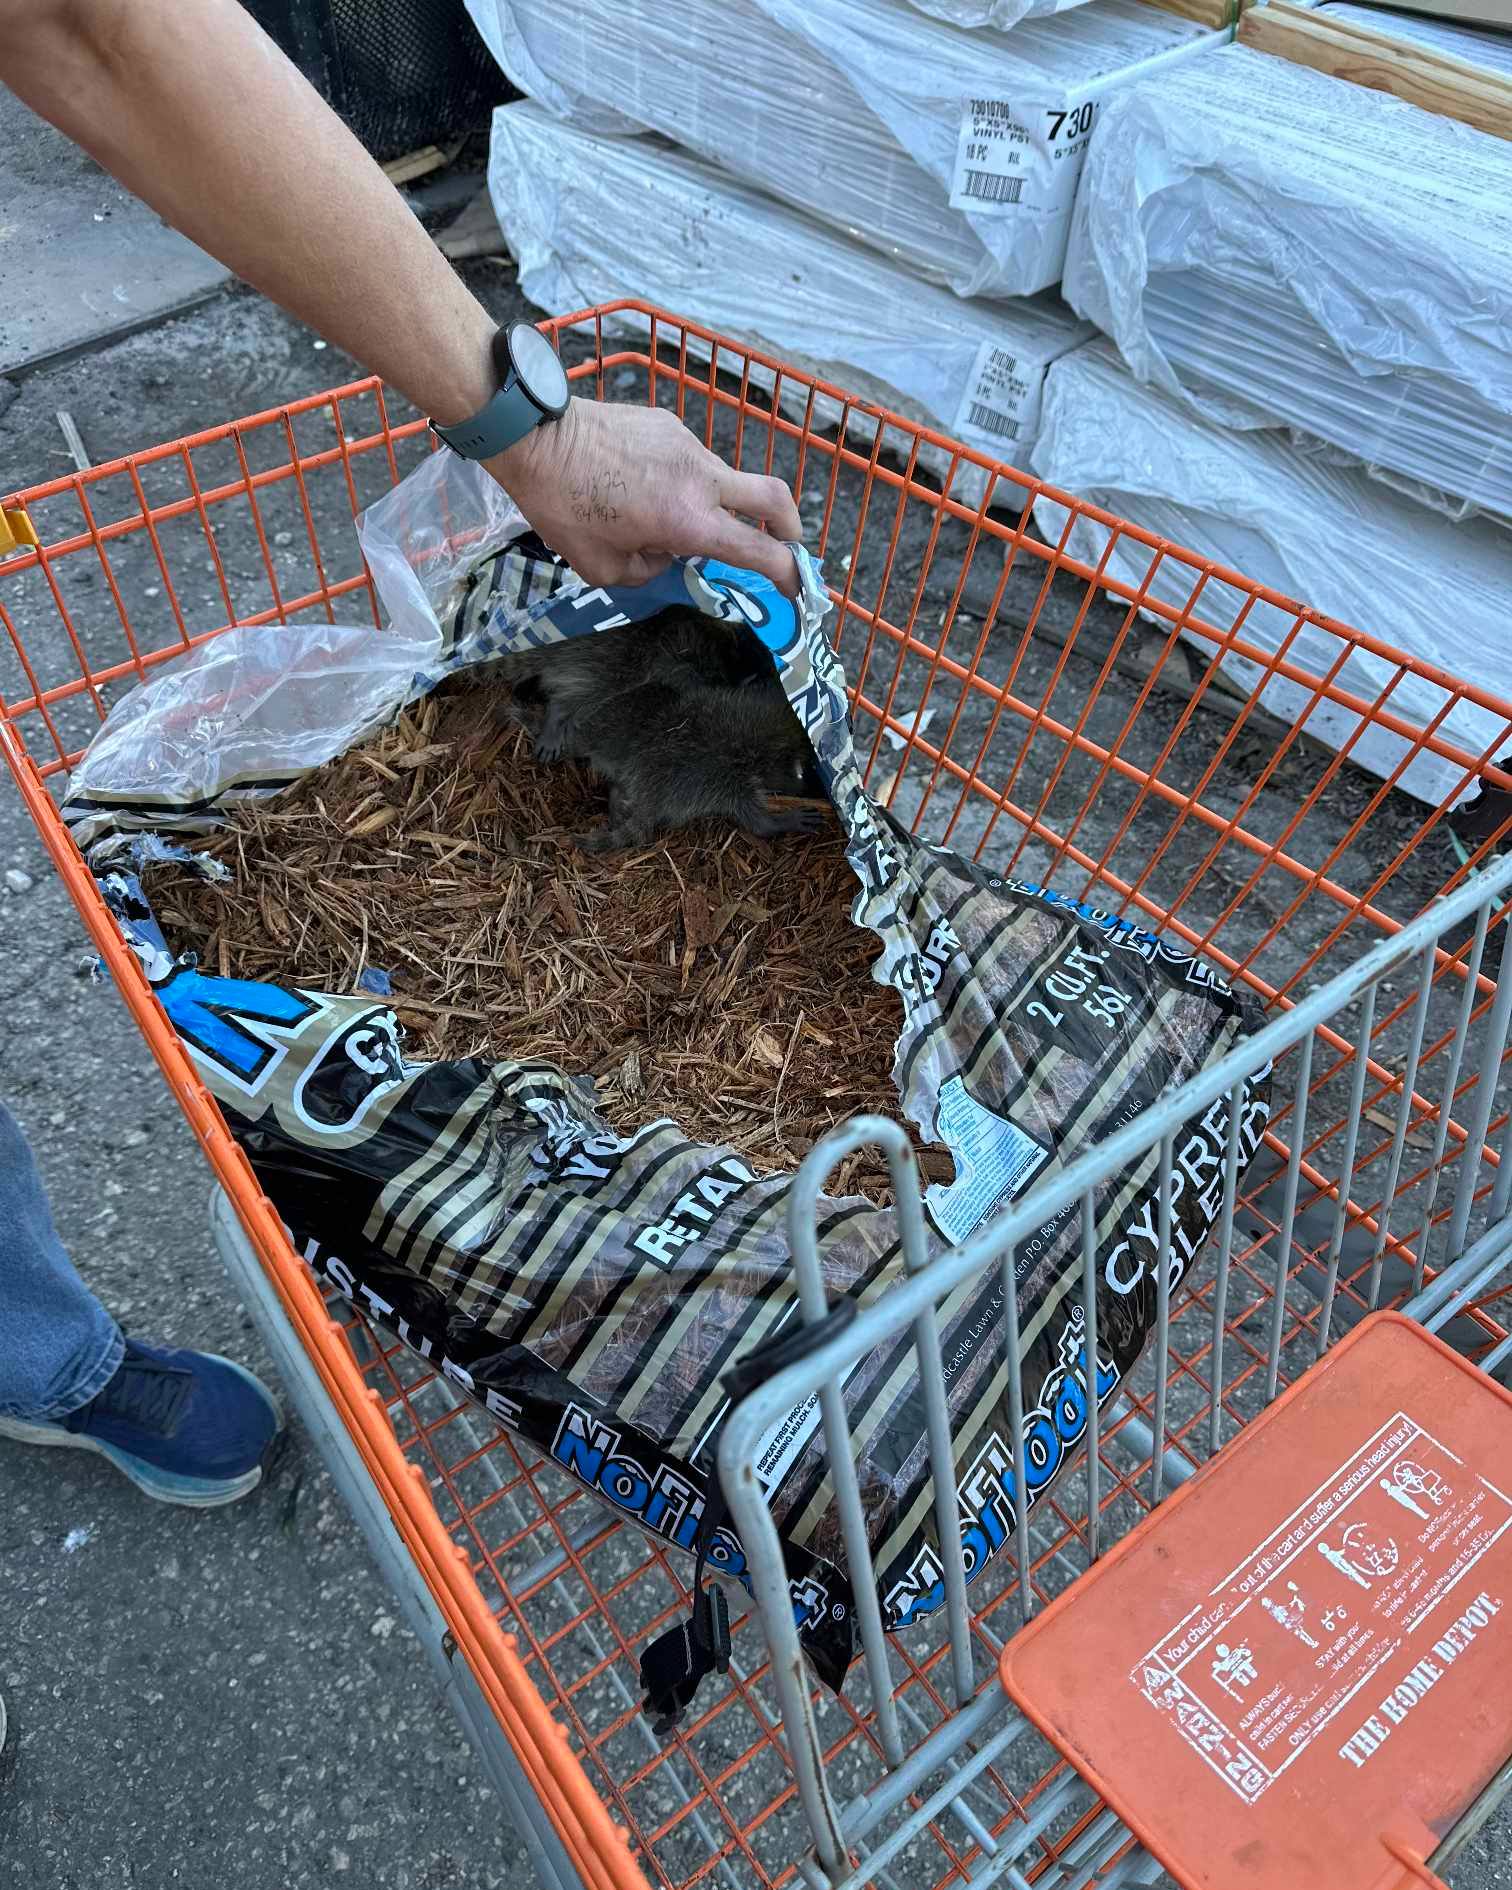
[64,453,527,851]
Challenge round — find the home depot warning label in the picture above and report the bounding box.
[1133,1410,1510,1805]
[998,1315,1512,1890]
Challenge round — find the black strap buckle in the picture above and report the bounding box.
[640,1298,857,1736]
[722,1294,858,1404]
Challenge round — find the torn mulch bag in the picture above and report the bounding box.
[65,450,1271,1704]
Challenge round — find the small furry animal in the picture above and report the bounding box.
[495,606,770,759]
[491,606,830,850]
[571,676,829,851]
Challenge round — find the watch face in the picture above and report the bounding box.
[510,323,570,416]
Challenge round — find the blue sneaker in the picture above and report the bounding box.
[0,1337,282,1507]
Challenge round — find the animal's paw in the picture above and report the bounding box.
[534,705,577,763]
[575,826,622,853]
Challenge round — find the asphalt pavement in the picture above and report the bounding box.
[0,91,529,1890]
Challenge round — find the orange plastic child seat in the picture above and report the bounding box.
[999,1313,1512,1890]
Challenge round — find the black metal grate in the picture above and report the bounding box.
[241,0,509,161]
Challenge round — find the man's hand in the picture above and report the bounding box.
[1,0,807,597]
[490,398,805,597]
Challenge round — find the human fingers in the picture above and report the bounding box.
[618,548,674,587]
[715,465,803,543]
[676,506,801,597]
[547,534,632,590]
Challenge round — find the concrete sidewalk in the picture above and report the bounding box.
[0,89,228,377]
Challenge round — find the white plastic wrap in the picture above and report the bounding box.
[1063,45,1512,521]
[465,0,1218,299]
[489,103,1091,497]
[64,453,526,851]
[1312,2,1512,76]
[904,0,1092,25]
[1029,342,1512,807]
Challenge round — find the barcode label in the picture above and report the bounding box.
[967,403,1020,440]
[962,171,1024,206]
[954,338,1049,455]
[949,94,1099,219]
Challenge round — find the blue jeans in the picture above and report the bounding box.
[0,1100,123,1421]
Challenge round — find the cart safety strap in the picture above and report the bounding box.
[639,1298,864,1733]
[639,1479,734,1737]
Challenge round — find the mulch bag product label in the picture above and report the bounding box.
[68,453,1269,1693]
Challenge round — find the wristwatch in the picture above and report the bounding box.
[430,321,571,460]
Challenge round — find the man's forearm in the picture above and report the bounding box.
[0,0,807,593]
[1,0,498,427]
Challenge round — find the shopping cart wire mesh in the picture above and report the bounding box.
[4,301,1510,1890]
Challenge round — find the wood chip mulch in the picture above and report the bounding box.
[144,680,952,1203]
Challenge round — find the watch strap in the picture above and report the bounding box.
[432,373,545,461]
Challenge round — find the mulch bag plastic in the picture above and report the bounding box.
[488,102,1092,502]
[1062,44,1512,523]
[464,0,1220,300]
[67,450,1270,1693]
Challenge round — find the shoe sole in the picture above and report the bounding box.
[0,1355,284,1509]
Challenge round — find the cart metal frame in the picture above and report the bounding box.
[211,840,1512,1890]
[4,300,1512,1890]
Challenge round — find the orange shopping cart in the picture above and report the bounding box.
[2,301,1510,1890]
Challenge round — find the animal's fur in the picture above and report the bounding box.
[482,605,828,849]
